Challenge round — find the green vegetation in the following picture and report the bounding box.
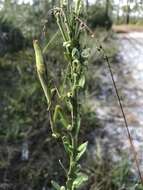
[33,1,91,189]
[87,4,112,29]
[85,147,143,190]
[0,0,143,189]
[0,18,25,55]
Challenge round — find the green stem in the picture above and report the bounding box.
[56,13,68,42]
[66,91,78,190]
[37,72,51,106]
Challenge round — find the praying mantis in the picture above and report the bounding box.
[33,1,89,190]
[33,0,143,188]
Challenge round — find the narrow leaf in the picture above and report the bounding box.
[72,48,79,59]
[51,180,61,190]
[76,141,88,161]
[78,75,85,88]
[62,136,73,154]
[73,172,88,188]
[53,105,69,129]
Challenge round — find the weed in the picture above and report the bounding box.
[33,1,90,190]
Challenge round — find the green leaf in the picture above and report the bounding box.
[76,141,88,161]
[78,75,85,88]
[51,180,61,190]
[72,48,79,59]
[64,52,71,62]
[72,59,80,65]
[53,105,69,129]
[137,184,143,190]
[73,172,88,189]
[76,117,81,137]
[62,136,73,154]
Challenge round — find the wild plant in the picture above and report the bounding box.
[33,1,90,189]
[33,0,143,189]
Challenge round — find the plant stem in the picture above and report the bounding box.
[34,2,89,189]
[66,89,79,190]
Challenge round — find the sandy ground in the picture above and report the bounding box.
[113,25,143,33]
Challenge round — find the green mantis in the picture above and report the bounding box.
[33,39,72,137]
[33,40,51,106]
[33,1,90,189]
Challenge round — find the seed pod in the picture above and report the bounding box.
[75,0,82,15]
[55,11,68,42]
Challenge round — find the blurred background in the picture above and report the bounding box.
[0,0,143,189]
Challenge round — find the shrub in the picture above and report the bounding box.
[87,5,112,30]
[33,1,91,189]
[0,18,25,56]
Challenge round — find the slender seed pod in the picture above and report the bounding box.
[75,0,82,15]
[55,11,68,42]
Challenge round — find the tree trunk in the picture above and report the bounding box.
[86,0,89,10]
[117,0,121,24]
[106,0,110,17]
[126,0,130,24]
